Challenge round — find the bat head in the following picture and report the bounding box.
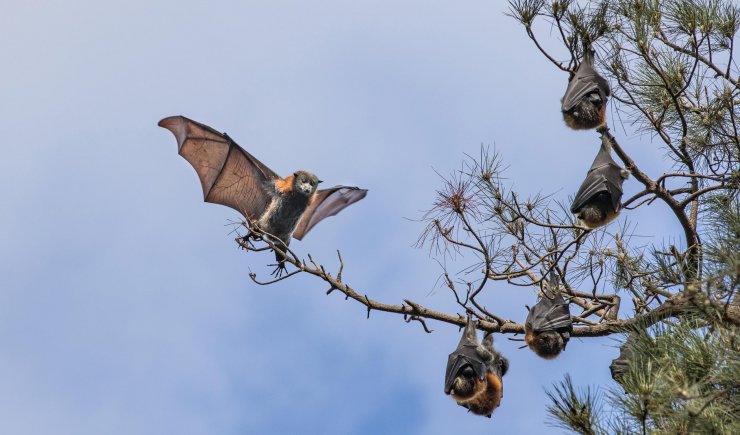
[576,194,620,229]
[450,365,485,400]
[292,171,321,197]
[562,98,607,130]
[492,352,509,378]
[525,329,566,359]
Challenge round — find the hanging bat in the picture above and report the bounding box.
[158,116,367,273]
[444,317,509,418]
[561,50,610,130]
[610,333,641,390]
[524,273,573,360]
[570,134,629,229]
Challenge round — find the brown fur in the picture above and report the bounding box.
[451,376,486,402]
[525,327,565,360]
[455,373,504,417]
[577,205,619,229]
[562,100,607,130]
[274,175,294,194]
[524,328,535,348]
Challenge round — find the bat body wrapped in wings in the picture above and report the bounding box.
[570,134,629,229]
[610,334,638,389]
[561,50,610,130]
[525,273,572,359]
[158,116,367,269]
[444,317,509,418]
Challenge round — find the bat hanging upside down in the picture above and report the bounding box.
[570,133,629,229]
[158,116,367,274]
[609,334,636,388]
[561,49,610,130]
[524,272,573,360]
[444,317,509,418]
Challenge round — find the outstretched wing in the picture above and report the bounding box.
[292,186,368,240]
[525,294,572,332]
[561,52,610,112]
[158,116,279,220]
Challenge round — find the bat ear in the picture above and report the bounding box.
[499,356,510,377]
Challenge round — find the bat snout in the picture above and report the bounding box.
[298,182,314,195]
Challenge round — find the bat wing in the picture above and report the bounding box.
[570,169,612,213]
[444,318,488,394]
[525,293,572,332]
[610,334,637,381]
[444,345,488,394]
[570,137,625,213]
[158,116,279,220]
[561,53,610,112]
[292,186,368,240]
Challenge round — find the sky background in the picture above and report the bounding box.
[1,1,683,434]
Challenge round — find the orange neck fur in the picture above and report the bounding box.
[454,373,503,417]
[274,175,294,194]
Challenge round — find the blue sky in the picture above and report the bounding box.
[0,1,682,434]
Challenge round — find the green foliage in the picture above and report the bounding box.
[546,374,604,435]
[543,199,740,433]
[703,195,740,285]
[547,323,740,434]
[506,0,740,432]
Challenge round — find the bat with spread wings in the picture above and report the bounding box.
[561,49,610,130]
[158,116,367,273]
[525,273,573,360]
[444,317,509,418]
[570,134,629,229]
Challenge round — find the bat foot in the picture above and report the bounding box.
[269,261,288,278]
[238,235,257,250]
